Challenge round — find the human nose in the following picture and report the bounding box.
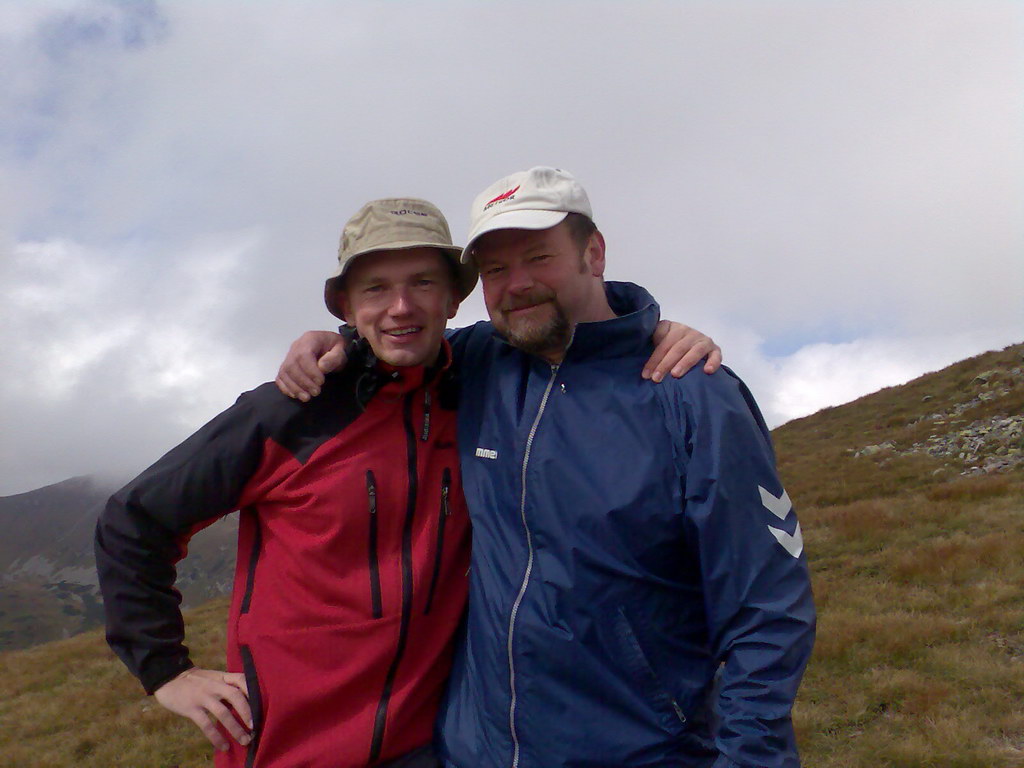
[506,262,534,294]
[388,287,413,316]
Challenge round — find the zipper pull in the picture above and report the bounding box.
[421,389,432,441]
[366,470,377,514]
[441,467,451,515]
[671,699,687,725]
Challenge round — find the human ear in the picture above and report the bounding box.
[336,292,356,325]
[584,231,607,277]
[446,294,461,320]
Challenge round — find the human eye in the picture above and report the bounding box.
[480,263,505,278]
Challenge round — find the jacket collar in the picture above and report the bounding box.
[375,338,454,392]
[566,281,660,362]
[349,335,455,406]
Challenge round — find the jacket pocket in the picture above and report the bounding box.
[613,607,688,732]
[367,470,383,619]
[239,645,265,768]
[423,467,452,615]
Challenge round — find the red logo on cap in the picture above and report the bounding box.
[485,185,520,207]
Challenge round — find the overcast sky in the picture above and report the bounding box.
[1,0,1021,496]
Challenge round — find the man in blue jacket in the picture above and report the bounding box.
[437,167,815,768]
[278,168,815,767]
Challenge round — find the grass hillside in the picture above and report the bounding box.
[776,341,1024,767]
[1,343,1021,767]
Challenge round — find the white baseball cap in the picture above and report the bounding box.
[462,166,593,263]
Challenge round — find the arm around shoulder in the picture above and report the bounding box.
[275,329,347,401]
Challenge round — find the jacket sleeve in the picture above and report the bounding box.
[669,368,816,768]
[94,388,270,694]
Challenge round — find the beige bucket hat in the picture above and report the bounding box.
[324,198,478,320]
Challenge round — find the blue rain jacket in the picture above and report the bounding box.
[439,282,815,768]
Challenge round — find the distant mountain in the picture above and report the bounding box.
[0,475,237,651]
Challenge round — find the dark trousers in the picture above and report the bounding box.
[377,745,441,768]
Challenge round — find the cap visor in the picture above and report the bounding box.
[463,210,568,262]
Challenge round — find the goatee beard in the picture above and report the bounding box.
[503,302,572,358]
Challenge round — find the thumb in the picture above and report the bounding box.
[317,341,347,373]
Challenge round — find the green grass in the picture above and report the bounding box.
[1,342,1022,767]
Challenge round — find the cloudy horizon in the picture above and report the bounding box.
[2,1,1021,496]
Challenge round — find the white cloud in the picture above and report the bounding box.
[757,331,1023,427]
[0,234,268,492]
[0,0,1021,494]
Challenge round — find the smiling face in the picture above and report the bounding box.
[473,221,612,363]
[336,247,459,368]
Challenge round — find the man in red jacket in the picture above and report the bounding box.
[96,198,478,768]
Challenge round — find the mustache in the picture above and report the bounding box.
[501,290,556,313]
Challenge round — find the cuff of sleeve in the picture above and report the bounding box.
[141,656,194,695]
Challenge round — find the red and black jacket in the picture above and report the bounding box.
[95,341,471,767]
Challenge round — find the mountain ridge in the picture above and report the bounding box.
[0,475,237,651]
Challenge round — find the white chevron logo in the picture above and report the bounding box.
[759,485,802,558]
[759,486,792,520]
[768,522,804,558]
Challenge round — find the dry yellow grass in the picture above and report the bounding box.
[778,343,1024,767]
[795,483,1024,767]
[0,600,229,768]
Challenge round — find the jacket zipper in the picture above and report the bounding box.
[367,470,382,619]
[507,364,560,768]
[239,510,262,616]
[368,393,419,763]
[238,512,264,768]
[423,467,452,615]
[616,607,688,728]
[240,645,264,768]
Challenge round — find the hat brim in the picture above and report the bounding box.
[462,210,568,264]
[324,242,477,320]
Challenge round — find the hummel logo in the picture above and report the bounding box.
[768,523,804,559]
[483,185,520,211]
[758,486,792,520]
[475,447,498,460]
[758,485,803,558]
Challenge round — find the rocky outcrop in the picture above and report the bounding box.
[909,414,1023,475]
[853,358,1023,476]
